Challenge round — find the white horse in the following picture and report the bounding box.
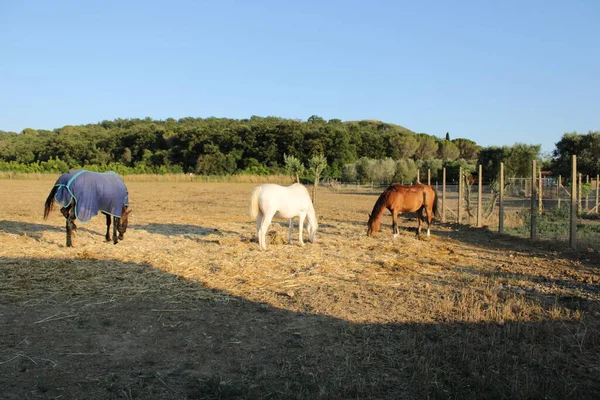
[249,183,318,250]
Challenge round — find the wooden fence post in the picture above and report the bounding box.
[458,167,463,224]
[596,175,600,214]
[569,156,577,249]
[531,160,537,240]
[417,169,420,184]
[585,175,589,211]
[538,169,543,213]
[442,167,446,223]
[557,175,561,209]
[477,164,482,227]
[499,162,504,233]
[427,169,431,185]
[578,173,582,210]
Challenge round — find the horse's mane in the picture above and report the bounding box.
[369,185,394,217]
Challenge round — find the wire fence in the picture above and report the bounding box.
[326,157,600,251]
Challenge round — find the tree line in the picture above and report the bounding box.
[0,116,598,183]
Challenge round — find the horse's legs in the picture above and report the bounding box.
[62,206,76,247]
[392,211,399,238]
[298,213,306,246]
[105,213,112,242]
[256,213,264,249]
[416,208,424,239]
[425,205,432,237]
[259,213,273,250]
[113,216,120,244]
[288,218,294,244]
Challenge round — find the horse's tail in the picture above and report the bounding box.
[43,185,59,219]
[431,187,440,219]
[249,186,262,220]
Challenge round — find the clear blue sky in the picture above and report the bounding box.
[1,0,598,154]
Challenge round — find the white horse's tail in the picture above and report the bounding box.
[249,186,262,219]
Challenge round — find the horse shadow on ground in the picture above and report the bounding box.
[134,223,237,238]
[328,190,383,197]
[0,256,598,399]
[326,217,367,229]
[0,220,103,241]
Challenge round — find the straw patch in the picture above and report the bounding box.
[1,177,599,399]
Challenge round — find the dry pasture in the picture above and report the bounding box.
[1,176,600,399]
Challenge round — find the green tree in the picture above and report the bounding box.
[284,153,305,183]
[391,133,418,159]
[393,158,418,183]
[122,148,133,165]
[453,138,480,160]
[309,153,327,205]
[477,146,505,182]
[477,143,541,182]
[414,135,438,160]
[445,159,476,183]
[372,158,396,184]
[505,143,541,178]
[355,157,375,184]
[438,140,460,162]
[21,128,39,136]
[419,159,443,182]
[341,163,357,182]
[552,131,600,178]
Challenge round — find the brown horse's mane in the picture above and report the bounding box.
[369,185,395,219]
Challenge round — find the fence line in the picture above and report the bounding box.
[331,158,599,250]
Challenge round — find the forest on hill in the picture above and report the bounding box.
[0,115,598,183]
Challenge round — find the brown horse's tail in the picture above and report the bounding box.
[432,187,440,219]
[43,185,59,219]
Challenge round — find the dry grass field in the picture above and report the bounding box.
[1,176,600,399]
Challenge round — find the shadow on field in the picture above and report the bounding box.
[1,257,599,400]
[433,221,600,272]
[134,223,236,237]
[332,191,381,197]
[0,220,102,240]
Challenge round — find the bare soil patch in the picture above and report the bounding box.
[1,177,599,399]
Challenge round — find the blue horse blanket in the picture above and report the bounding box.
[53,170,129,223]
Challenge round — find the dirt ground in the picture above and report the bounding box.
[1,177,599,399]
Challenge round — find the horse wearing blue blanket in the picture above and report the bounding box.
[44,170,132,247]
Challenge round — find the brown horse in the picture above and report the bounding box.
[367,184,439,238]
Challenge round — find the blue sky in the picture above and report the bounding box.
[1,0,598,154]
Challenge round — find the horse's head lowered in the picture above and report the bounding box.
[307,208,318,243]
[308,217,318,243]
[366,213,380,236]
[117,206,133,240]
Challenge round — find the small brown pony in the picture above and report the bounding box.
[367,184,439,238]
